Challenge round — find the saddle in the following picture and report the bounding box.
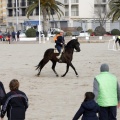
[54,48,59,53]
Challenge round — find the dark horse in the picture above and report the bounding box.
[36,39,81,77]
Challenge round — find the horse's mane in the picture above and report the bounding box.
[66,39,78,48]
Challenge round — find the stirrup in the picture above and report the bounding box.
[56,55,60,59]
[54,49,59,53]
[58,59,62,63]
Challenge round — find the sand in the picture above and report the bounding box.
[0,41,120,120]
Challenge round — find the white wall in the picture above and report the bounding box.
[79,0,94,18]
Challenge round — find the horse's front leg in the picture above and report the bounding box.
[51,61,59,77]
[61,64,69,77]
[69,63,79,77]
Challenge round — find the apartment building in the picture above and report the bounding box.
[6,0,120,32]
[0,0,7,30]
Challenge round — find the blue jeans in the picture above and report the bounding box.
[56,45,62,53]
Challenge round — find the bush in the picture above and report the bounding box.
[52,30,60,34]
[111,29,120,35]
[94,26,106,36]
[76,26,83,32]
[87,29,93,35]
[25,28,36,37]
[65,31,72,36]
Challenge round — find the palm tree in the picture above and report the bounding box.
[26,0,64,36]
[108,0,120,22]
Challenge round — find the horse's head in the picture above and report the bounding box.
[73,39,81,52]
[66,38,81,52]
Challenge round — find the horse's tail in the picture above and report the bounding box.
[35,59,44,70]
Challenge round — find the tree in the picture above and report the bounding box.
[108,0,120,22]
[93,0,111,35]
[26,0,64,36]
[94,0,110,27]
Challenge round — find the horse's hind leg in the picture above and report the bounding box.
[61,64,69,77]
[69,63,79,77]
[51,61,59,77]
[37,59,49,76]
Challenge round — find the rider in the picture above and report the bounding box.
[55,31,65,61]
[53,32,60,42]
[115,36,120,49]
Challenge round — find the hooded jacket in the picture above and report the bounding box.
[73,100,99,120]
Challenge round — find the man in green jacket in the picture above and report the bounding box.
[93,63,120,120]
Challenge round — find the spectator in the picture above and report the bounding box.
[0,81,6,113]
[72,92,99,120]
[36,31,39,37]
[115,36,120,49]
[11,31,16,41]
[93,63,120,120]
[1,79,28,120]
[17,30,20,41]
[6,32,11,44]
[0,31,3,41]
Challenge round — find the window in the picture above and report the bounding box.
[102,0,106,3]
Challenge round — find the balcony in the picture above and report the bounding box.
[71,11,79,16]
[21,13,26,16]
[21,2,26,6]
[14,3,19,7]
[71,0,79,3]
[65,11,69,16]
[36,12,39,15]
[7,3,12,7]
[27,2,32,6]
[64,0,68,4]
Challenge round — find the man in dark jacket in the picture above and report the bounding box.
[1,79,28,120]
[0,81,6,112]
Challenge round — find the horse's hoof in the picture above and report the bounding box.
[56,74,59,77]
[61,75,65,77]
[36,74,40,77]
[76,75,79,77]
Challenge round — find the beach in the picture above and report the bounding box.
[0,41,120,120]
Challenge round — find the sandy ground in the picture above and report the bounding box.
[0,41,120,120]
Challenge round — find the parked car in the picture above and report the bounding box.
[48,32,55,37]
[79,31,90,37]
[104,32,112,36]
[19,31,26,38]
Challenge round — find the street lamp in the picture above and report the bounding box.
[15,0,20,42]
[38,0,41,43]
[16,0,18,33]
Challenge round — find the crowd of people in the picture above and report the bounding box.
[0,79,28,120]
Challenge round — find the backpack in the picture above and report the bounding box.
[53,34,60,41]
[0,86,5,104]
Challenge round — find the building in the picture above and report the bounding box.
[0,0,7,31]
[5,0,120,32]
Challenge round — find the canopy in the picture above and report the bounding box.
[24,20,40,26]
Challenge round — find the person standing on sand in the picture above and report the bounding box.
[0,79,28,120]
[0,81,6,114]
[72,92,100,120]
[93,63,120,120]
